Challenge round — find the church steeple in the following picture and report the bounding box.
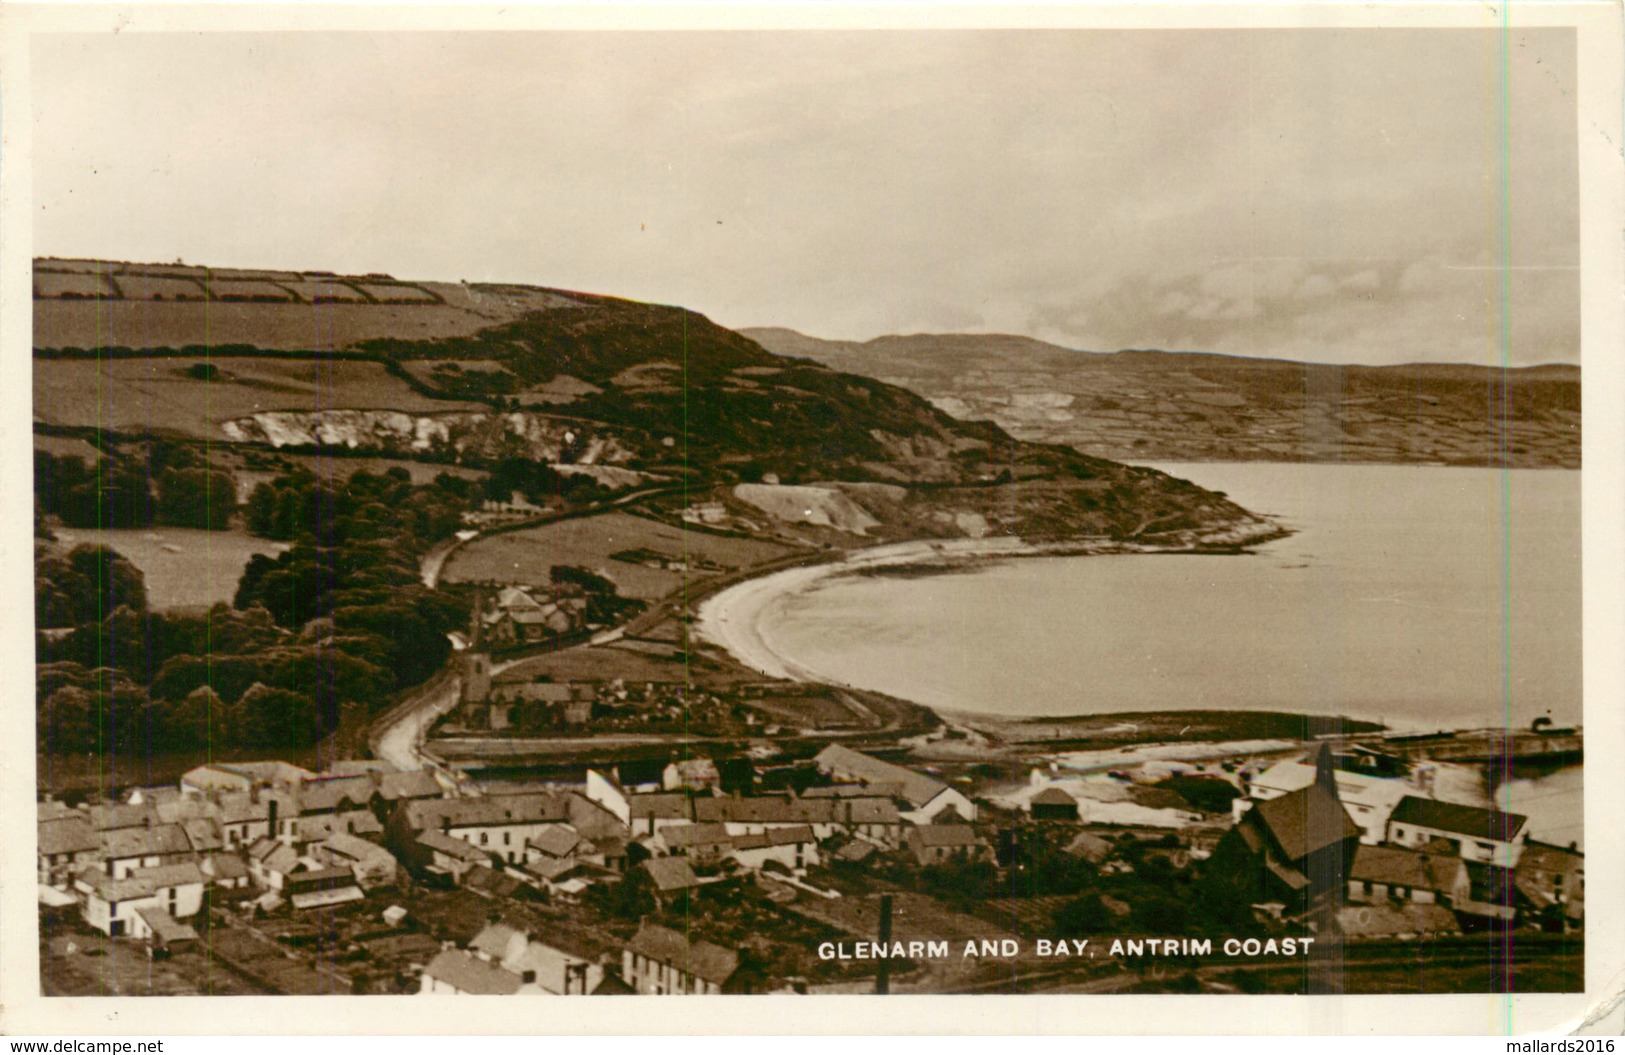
[1313,742,1339,797]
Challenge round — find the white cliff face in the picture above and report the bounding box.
[220,409,636,463]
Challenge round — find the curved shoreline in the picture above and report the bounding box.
[693,523,1285,693]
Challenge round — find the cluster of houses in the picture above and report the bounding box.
[1208,744,1584,937]
[39,732,1583,992]
[37,759,445,951]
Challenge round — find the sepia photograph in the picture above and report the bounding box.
[3,1,1622,1037]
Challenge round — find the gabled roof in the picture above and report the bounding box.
[626,922,739,986]
[87,802,156,832]
[205,853,250,879]
[1065,832,1113,863]
[528,825,590,859]
[423,949,523,995]
[416,830,492,864]
[215,794,273,825]
[1030,787,1079,806]
[910,824,983,848]
[1251,783,1359,862]
[628,793,691,821]
[103,823,192,860]
[834,839,878,863]
[469,922,525,961]
[496,586,543,611]
[693,796,816,825]
[38,817,99,856]
[1389,797,1528,843]
[812,745,949,809]
[154,798,212,825]
[1349,844,1464,892]
[660,823,732,849]
[78,861,206,902]
[38,800,79,823]
[321,831,396,867]
[293,811,383,842]
[640,856,704,893]
[403,794,568,831]
[135,906,198,944]
[375,769,443,801]
[732,825,816,851]
[802,782,905,800]
[1517,839,1584,875]
[246,839,300,876]
[838,799,902,825]
[182,818,224,852]
[293,777,373,814]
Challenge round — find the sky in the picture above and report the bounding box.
[31,28,1580,366]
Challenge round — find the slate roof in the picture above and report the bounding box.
[77,861,206,901]
[802,782,906,801]
[813,744,948,809]
[416,830,492,864]
[469,922,524,961]
[661,823,732,849]
[1031,787,1079,806]
[216,794,273,825]
[423,949,522,995]
[88,802,156,832]
[1349,844,1464,892]
[293,811,383,842]
[1389,797,1528,843]
[293,777,373,814]
[135,906,198,944]
[1063,832,1114,863]
[182,818,224,852]
[528,825,589,859]
[626,922,739,986]
[693,796,818,825]
[206,853,249,880]
[640,856,704,893]
[38,800,79,823]
[375,769,443,801]
[246,838,300,876]
[38,817,99,857]
[1251,783,1359,862]
[732,825,816,851]
[321,831,397,868]
[911,824,983,848]
[628,793,691,822]
[103,823,192,860]
[403,794,568,831]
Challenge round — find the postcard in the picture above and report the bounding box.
[1,1,1620,1036]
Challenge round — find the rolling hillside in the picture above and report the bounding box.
[743,328,1581,469]
[33,258,1276,544]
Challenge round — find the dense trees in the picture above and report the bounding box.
[36,464,479,756]
[35,444,237,531]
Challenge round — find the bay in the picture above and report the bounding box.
[750,463,1582,731]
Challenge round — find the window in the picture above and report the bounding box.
[504,832,510,846]
[480,833,488,846]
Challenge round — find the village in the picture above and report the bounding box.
[38,618,1586,997]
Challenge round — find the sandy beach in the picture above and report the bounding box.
[693,536,1047,683]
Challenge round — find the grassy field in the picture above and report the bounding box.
[47,526,287,609]
[498,642,694,684]
[443,512,792,600]
[33,357,480,438]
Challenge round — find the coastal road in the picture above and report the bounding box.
[370,671,463,772]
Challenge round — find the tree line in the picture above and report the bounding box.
[36,463,477,755]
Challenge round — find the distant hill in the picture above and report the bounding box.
[742,328,1581,469]
[32,258,1277,544]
